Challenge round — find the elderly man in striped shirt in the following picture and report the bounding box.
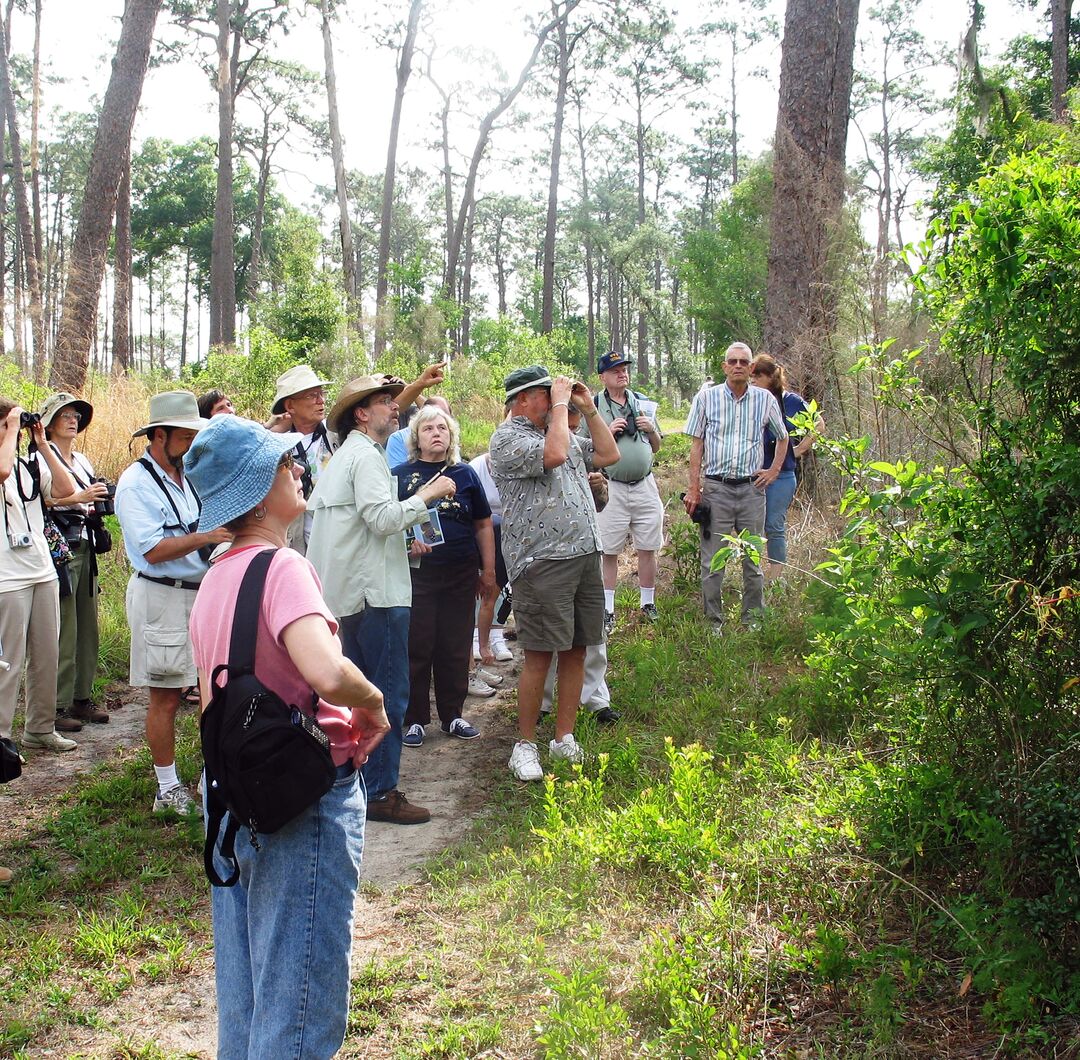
[683,342,789,626]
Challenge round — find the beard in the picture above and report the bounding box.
[167,451,185,472]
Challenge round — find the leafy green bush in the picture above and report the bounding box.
[803,135,1080,1032]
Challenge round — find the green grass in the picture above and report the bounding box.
[6,512,1068,1054]
[0,712,209,1049]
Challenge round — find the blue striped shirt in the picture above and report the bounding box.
[683,383,788,477]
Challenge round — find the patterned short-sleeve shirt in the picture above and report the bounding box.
[489,416,601,583]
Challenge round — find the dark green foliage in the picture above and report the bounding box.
[678,160,770,366]
[806,135,1080,1034]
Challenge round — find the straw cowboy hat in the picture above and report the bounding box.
[328,374,406,435]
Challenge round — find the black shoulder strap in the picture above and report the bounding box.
[137,456,201,529]
[228,548,277,675]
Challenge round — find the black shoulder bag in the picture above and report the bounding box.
[201,548,336,887]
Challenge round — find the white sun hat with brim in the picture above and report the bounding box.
[38,391,94,433]
[131,390,209,438]
[271,364,333,415]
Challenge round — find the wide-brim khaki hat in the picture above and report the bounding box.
[38,391,94,433]
[132,390,208,438]
[328,374,405,435]
[272,364,332,414]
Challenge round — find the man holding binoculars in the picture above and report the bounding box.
[115,391,232,816]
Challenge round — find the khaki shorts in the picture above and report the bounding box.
[126,573,198,688]
[512,553,604,652]
[596,475,665,554]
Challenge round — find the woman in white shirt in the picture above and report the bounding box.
[40,392,111,728]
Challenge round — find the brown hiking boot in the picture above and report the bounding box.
[365,790,431,825]
[54,713,83,733]
[71,699,109,724]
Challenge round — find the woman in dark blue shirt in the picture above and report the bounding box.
[392,406,496,744]
[750,354,816,579]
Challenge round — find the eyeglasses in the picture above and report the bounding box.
[368,395,397,407]
[57,410,81,422]
[726,358,751,366]
[278,453,295,471]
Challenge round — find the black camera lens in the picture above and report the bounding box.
[19,411,40,428]
[92,477,116,517]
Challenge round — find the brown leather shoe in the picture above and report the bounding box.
[71,699,109,724]
[365,790,431,825]
[54,714,83,733]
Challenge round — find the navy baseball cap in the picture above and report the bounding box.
[597,351,631,374]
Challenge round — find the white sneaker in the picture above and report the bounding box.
[153,784,198,816]
[508,740,543,782]
[472,635,482,661]
[549,733,584,764]
[490,636,513,662]
[22,730,77,752]
[467,675,497,697]
[475,666,504,687]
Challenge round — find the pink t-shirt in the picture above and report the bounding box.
[189,545,357,766]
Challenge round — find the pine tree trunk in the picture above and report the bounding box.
[460,196,476,355]
[633,78,649,383]
[375,0,422,358]
[541,6,571,334]
[245,111,270,305]
[111,148,132,375]
[1051,0,1072,122]
[320,0,358,333]
[763,0,859,402]
[0,19,45,380]
[209,0,236,350]
[52,0,161,390]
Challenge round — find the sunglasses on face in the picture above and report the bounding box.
[726,358,751,366]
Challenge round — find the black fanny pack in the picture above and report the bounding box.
[201,548,336,887]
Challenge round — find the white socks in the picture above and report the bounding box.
[154,763,180,793]
[604,590,616,612]
[640,587,655,606]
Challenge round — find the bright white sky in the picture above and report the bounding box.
[5,0,1041,347]
[21,0,1038,207]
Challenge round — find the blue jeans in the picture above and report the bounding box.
[209,769,365,1059]
[764,470,798,566]
[339,606,410,801]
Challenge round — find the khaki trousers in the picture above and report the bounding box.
[56,540,99,708]
[0,579,61,738]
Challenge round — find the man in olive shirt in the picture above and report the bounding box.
[307,374,455,824]
[592,351,663,631]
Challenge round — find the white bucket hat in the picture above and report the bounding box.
[132,391,208,438]
[272,365,332,415]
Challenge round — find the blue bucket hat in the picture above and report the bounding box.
[184,416,299,532]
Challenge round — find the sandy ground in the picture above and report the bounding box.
[3,646,523,1058]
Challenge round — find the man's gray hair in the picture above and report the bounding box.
[406,404,461,464]
[726,342,752,357]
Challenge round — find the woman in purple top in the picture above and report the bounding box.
[392,406,497,745]
[750,354,818,578]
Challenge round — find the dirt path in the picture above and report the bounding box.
[4,649,523,1057]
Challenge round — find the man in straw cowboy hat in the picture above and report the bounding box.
[307,375,456,825]
[115,391,232,816]
[269,361,451,554]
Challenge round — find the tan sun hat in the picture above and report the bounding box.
[328,374,406,435]
[38,391,94,433]
[132,390,208,438]
[272,364,332,415]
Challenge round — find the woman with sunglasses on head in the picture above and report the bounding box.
[184,416,390,1058]
[39,392,111,730]
[749,354,821,580]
